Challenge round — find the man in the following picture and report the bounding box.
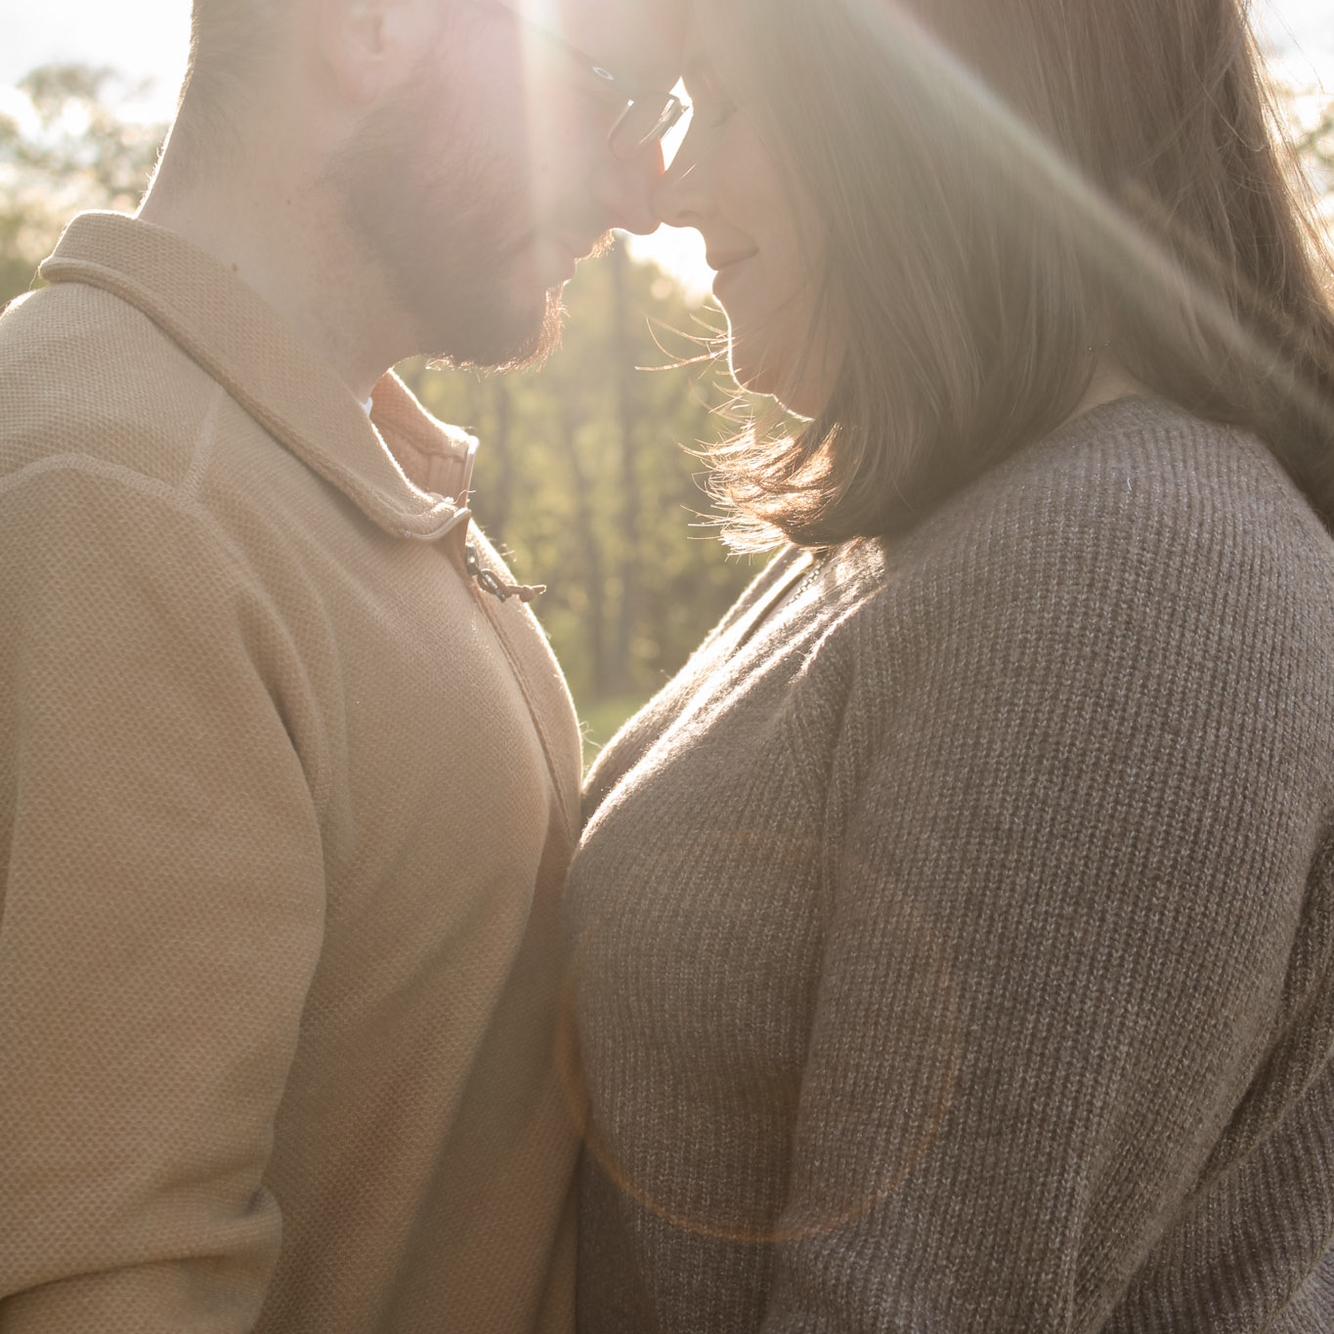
[0,0,683,1328]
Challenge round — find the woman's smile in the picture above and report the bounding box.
[708,247,758,295]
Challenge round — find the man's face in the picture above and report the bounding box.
[328,0,685,371]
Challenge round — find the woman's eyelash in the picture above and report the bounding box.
[700,97,738,129]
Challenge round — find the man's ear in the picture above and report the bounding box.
[314,0,441,105]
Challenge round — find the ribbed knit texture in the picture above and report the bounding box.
[567,397,1334,1333]
[0,213,582,1333]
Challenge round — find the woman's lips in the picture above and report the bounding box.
[710,250,758,295]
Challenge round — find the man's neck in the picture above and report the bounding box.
[138,140,409,404]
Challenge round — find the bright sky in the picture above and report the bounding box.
[2,0,1330,299]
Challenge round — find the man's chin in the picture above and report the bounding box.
[424,287,565,374]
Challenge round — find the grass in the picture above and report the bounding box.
[578,692,651,771]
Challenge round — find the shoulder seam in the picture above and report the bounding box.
[1,450,250,576]
[181,382,227,502]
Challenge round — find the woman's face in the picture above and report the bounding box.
[655,2,841,418]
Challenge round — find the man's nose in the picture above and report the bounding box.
[596,139,667,237]
[651,137,708,234]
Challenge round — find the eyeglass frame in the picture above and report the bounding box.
[465,0,689,160]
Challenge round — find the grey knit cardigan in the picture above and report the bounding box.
[565,396,1334,1332]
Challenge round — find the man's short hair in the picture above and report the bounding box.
[185,0,284,110]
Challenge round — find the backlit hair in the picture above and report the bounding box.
[711,0,1334,549]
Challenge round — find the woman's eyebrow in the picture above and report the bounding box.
[682,51,715,85]
[683,61,725,102]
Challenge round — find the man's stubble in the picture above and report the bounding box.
[325,54,565,374]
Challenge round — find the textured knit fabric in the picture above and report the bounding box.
[0,212,582,1333]
[567,396,1334,1333]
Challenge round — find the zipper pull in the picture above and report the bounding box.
[465,541,547,604]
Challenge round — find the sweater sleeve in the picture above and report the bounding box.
[0,467,326,1331]
[761,472,1317,1331]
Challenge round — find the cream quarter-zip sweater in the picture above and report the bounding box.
[0,212,582,1333]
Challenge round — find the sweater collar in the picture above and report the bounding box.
[39,212,476,543]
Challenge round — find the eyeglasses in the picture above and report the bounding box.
[466,0,689,160]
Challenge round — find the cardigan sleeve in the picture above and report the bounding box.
[760,469,1319,1331]
[0,467,326,1331]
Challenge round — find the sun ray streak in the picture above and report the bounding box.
[845,0,1334,435]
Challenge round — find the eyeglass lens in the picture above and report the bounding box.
[609,98,685,159]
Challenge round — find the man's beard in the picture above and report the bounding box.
[325,65,565,372]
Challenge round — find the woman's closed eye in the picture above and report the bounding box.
[683,59,739,132]
[693,91,739,130]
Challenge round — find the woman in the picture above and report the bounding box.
[565,0,1334,1330]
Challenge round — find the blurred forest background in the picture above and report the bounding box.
[2,62,1332,754]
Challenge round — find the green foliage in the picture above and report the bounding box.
[403,247,763,714]
[0,64,163,308]
[580,692,652,769]
[1297,107,1333,182]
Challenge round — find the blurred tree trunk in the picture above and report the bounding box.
[557,403,608,696]
[610,241,641,692]
[487,379,516,545]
